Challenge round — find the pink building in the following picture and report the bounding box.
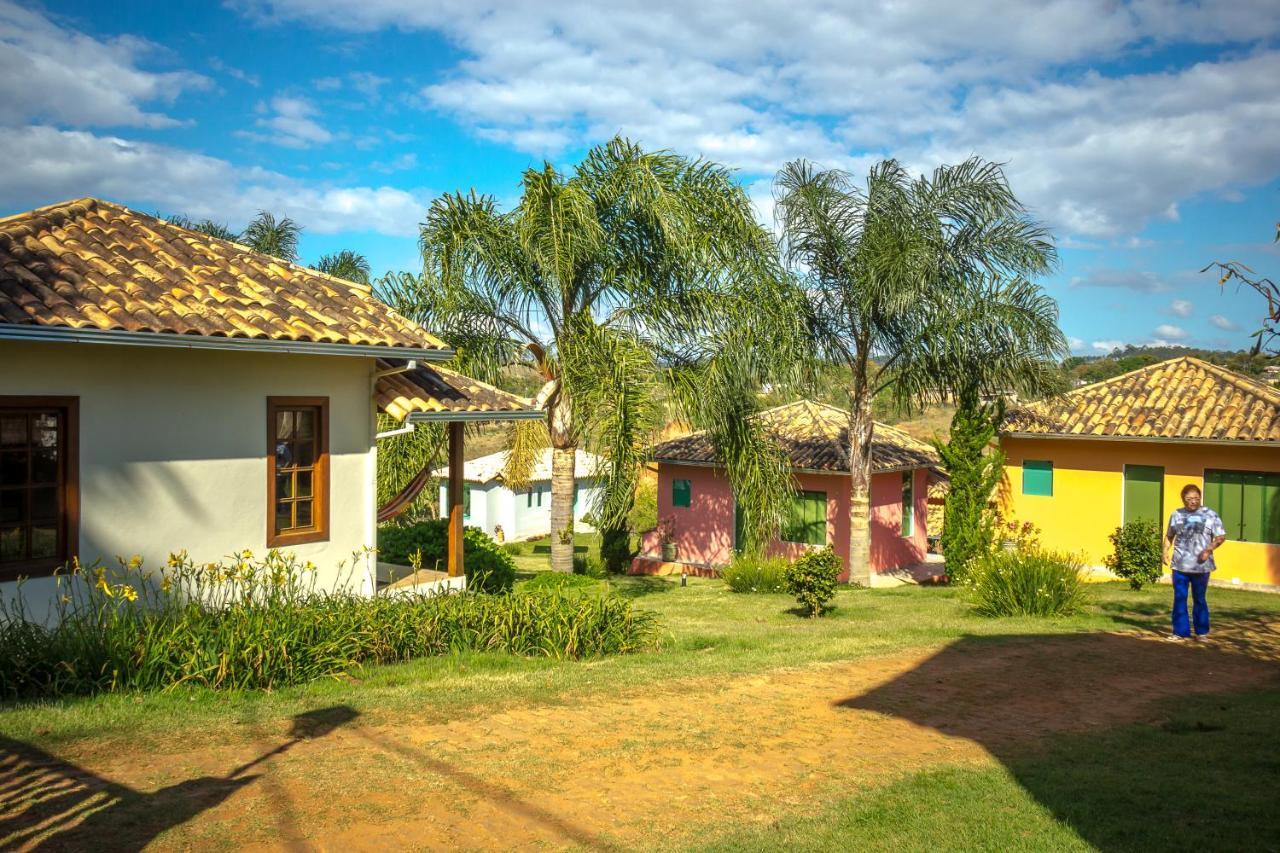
[636,400,942,582]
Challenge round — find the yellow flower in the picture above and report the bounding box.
[241,549,254,560]
[127,555,142,571]
[119,585,138,602]
[96,577,113,597]
[160,577,173,594]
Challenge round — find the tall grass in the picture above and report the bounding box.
[969,549,1088,617]
[0,551,658,700]
[721,554,789,593]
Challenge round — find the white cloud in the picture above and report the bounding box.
[0,0,208,128]
[1067,336,1085,351]
[231,0,1280,237]
[1209,314,1241,331]
[1153,323,1188,340]
[1070,268,1167,293]
[1170,299,1193,318]
[244,95,333,148]
[1092,339,1125,353]
[0,125,427,237]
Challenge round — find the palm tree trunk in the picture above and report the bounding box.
[846,357,875,586]
[548,390,577,573]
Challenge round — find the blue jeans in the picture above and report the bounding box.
[1172,570,1210,637]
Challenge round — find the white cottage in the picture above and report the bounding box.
[0,198,538,614]
[435,449,604,541]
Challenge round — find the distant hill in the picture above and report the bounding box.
[1063,345,1276,386]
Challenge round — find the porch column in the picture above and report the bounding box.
[446,421,465,578]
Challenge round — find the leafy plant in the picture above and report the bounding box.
[573,553,608,579]
[935,391,1006,582]
[316,249,372,284]
[0,551,658,699]
[377,520,516,593]
[1104,520,1163,590]
[784,548,842,616]
[721,554,790,594]
[969,549,1088,617]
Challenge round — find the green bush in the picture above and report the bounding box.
[721,554,790,593]
[377,520,515,593]
[1104,519,1163,590]
[969,548,1088,617]
[573,553,608,578]
[599,526,635,574]
[784,548,841,616]
[0,551,658,699]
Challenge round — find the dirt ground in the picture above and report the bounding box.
[4,620,1279,851]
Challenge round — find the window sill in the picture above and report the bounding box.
[267,530,330,548]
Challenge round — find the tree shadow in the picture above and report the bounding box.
[611,575,678,600]
[835,633,1280,851]
[0,705,358,850]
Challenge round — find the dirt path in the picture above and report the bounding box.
[5,624,1279,851]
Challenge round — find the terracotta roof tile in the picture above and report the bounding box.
[0,197,448,354]
[374,360,540,421]
[1003,357,1280,443]
[652,399,941,473]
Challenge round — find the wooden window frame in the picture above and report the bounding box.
[267,397,330,548]
[0,396,79,580]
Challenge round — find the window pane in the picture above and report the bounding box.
[0,416,25,447]
[296,500,313,528]
[30,487,57,521]
[292,441,315,467]
[295,470,311,498]
[33,413,56,432]
[672,479,692,508]
[31,447,57,484]
[274,438,292,467]
[0,450,26,486]
[0,490,24,524]
[277,473,293,499]
[1022,460,1053,496]
[0,526,22,561]
[902,471,914,537]
[276,501,293,531]
[30,525,56,559]
[276,410,295,440]
[294,410,315,439]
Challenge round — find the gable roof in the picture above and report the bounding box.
[652,400,941,473]
[433,448,605,485]
[1003,356,1280,444]
[374,359,543,422]
[0,197,449,357]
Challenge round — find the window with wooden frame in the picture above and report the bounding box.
[901,471,915,537]
[0,397,78,579]
[267,397,329,547]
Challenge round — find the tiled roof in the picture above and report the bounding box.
[0,197,448,354]
[652,400,941,473]
[433,448,604,484]
[375,359,541,421]
[1003,356,1280,443]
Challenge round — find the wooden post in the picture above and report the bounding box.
[446,421,465,578]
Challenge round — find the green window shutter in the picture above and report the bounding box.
[901,471,914,537]
[1022,460,1053,496]
[1207,470,1245,541]
[1241,472,1266,544]
[1202,470,1225,528]
[672,479,692,508]
[1263,474,1280,545]
[783,490,826,545]
[1122,465,1164,527]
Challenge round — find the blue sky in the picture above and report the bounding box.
[2,0,1278,355]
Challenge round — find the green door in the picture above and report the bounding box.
[1123,465,1165,526]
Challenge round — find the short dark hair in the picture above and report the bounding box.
[1181,483,1202,500]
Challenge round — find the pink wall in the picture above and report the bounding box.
[641,463,929,579]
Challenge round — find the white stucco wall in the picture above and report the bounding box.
[439,479,602,541]
[1,339,378,615]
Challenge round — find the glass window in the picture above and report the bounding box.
[0,400,76,577]
[672,478,692,508]
[463,484,472,518]
[782,490,827,546]
[901,471,914,537]
[268,398,329,545]
[1204,469,1280,545]
[1022,460,1053,496]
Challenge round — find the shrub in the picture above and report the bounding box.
[573,553,608,578]
[935,391,1005,582]
[969,548,1088,617]
[0,551,658,699]
[599,525,635,574]
[629,478,658,536]
[721,554,789,593]
[1104,519,1163,590]
[378,520,515,593]
[784,548,841,617]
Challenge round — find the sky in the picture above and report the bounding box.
[2,0,1278,356]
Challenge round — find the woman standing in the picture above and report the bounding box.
[1163,484,1227,641]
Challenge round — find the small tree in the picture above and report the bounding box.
[785,548,841,617]
[935,390,1005,582]
[1104,519,1163,590]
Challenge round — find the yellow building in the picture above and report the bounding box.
[1000,357,1280,588]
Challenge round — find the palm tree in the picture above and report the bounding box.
[240,211,301,263]
[389,137,795,572]
[317,250,372,284]
[774,158,1057,584]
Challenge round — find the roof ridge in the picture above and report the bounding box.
[1190,357,1280,404]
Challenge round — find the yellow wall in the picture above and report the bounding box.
[1000,436,1280,587]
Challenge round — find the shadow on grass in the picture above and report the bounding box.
[610,576,679,600]
[1096,599,1280,663]
[836,633,1280,851]
[0,706,358,850]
